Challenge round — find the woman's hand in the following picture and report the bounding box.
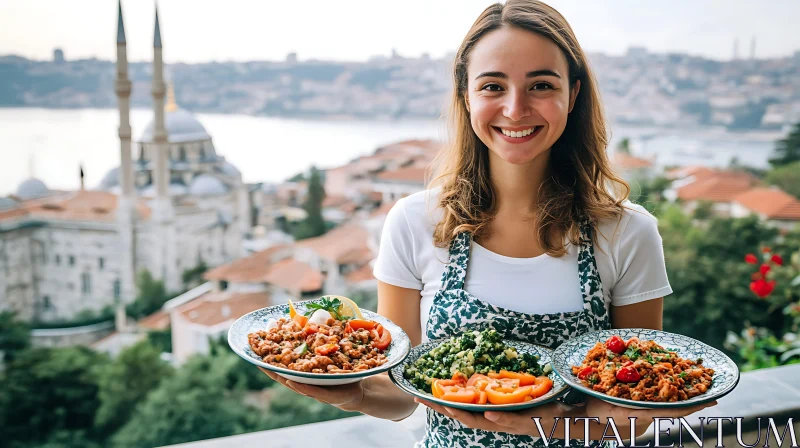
[415,396,719,440]
[414,398,572,437]
[259,368,365,411]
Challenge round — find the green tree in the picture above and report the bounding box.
[0,311,30,363]
[617,137,631,154]
[182,259,208,289]
[262,386,358,430]
[293,165,327,240]
[0,346,110,447]
[94,340,173,434]
[658,206,785,355]
[765,161,800,198]
[111,354,262,447]
[126,270,168,319]
[769,121,800,168]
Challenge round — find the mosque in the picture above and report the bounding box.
[0,2,251,322]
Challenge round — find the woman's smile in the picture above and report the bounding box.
[492,125,544,144]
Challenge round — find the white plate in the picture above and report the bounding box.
[552,328,740,409]
[227,299,411,385]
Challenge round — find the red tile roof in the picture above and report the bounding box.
[203,245,323,292]
[612,152,653,170]
[138,310,171,331]
[676,171,760,202]
[176,291,270,327]
[733,188,800,220]
[375,166,428,184]
[0,190,151,223]
[296,223,373,264]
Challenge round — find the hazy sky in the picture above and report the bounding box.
[1,0,799,63]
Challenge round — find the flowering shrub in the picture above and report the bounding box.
[726,248,800,370]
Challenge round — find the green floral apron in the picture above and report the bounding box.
[419,221,611,448]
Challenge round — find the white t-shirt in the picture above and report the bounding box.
[373,189,672,339]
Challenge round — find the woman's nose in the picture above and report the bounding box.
[503,90,531,122]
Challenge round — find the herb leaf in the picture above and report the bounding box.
[303,297,346,320]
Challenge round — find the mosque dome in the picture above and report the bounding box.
[139,109,211,144]
[218,160,241,179]
[99,167,120,190]
[16,178,50,200]
[189,174,228,196]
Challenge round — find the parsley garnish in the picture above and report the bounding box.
[304,297,348,320]
[679,372,687,379]
[623,346,641,360]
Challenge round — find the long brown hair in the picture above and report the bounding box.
[430,0,629,256]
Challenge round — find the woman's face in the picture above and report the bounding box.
[465,27,580,166]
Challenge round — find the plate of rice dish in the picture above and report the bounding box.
[551,328,739,409]
[228,296,410,385]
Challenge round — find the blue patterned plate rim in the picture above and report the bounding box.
[228,299,411,379]
[551,328,741,409]
[389,337,570,412]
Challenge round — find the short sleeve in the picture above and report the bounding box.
[609,206,673,306]
[372,199,424,290]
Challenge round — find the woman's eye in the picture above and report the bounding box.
[531,83,554,91]
[481,84,503,91]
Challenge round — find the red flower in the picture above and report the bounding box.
[760,264,771,276]
[771,254,784,266]
[744,254,758,264]
[762,247,772,254]
[749,279,776,298]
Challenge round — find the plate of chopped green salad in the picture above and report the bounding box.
[389,329,568,411]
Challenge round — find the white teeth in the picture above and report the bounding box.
[500,127,538,138]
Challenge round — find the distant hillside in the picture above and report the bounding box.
[2,50,799,129]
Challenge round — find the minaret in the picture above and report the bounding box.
[151,4,177,291]
[115,0,137,307]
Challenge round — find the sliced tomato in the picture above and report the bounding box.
[431,380,446,398]
[496,370,539,386]
[314,343,340,356]
[292,314,309,327]
[440,386,478,403]
[371,323,392,350]
[451,371,468,385]
[485,385,533,404]
[477,390,488,404]
[466,374,491,388]
[577,366,596,380]
[529,376,554,399]
[605,335,626,354]
[348,319,377,331]
[494,378,521,389]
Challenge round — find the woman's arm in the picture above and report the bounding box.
[611,297,663,331]
[260,280,423,421]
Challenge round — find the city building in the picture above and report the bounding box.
[0,2,250,323]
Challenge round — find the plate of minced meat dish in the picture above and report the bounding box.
[389,328,568,411]
[228,295,410,385]
[551,329,739,409]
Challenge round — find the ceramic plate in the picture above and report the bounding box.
[228,299,411,385]
[552,328,740,409]
[389,338,568,412]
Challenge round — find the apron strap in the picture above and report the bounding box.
[440,231,472,291]
[577,219,605,316]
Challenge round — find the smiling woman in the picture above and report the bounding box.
[260,2,712,447]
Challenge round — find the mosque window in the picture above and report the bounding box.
[99,257,105,270]
[43,296,52,310]
[179,146,187,161]
[199,147,206,161]
[139,144,146,161]
[113,280,121,300]
[81,272,92,294]
[55,255,61,265]
[69,255,75,266]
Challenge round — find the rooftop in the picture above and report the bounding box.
[733,187,800,220]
